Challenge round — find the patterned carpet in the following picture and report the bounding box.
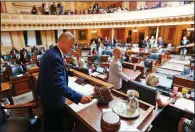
[158,55,190,73]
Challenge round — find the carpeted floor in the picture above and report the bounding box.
[158,55,190,73]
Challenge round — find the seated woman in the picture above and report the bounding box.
[146,74,179,107]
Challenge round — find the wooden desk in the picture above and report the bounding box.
[161,95,194,114]
[10,73,32,96]
[32,69,157,131]
[123,62,145,78]
[122,68,142,81]
[0,83,14,104]
[173,75,195,89]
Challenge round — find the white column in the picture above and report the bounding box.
[111,28,114,44]
[155,27,159,44]
[73,29,76,38]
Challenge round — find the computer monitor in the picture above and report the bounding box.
[96,66,105,74]
[155,73,173,89]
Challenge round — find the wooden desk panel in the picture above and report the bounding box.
[74,89,155,132]
[173,75,195,89]
[10,74,32,96]
[122,68,142,81]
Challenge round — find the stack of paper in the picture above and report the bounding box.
[69,99,97,112]
[174,98,194,113]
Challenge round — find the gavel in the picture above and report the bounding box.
[90,86,113,104]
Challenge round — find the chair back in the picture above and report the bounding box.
[3,55,11,61]
[129,80,157,106]
[149,53,159,60]
[144,59,152,72]
[91,55,100,63]
[102,50,112,56]
[116,43,122,47]
[125,43,131,48]
[28,52,35,57]
[11,65,24,76]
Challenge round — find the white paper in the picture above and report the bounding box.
[16,74,23,77]
[68,77,95,96]
[102,108,112,113]
[90,72,100,77]
[174,98,194,113]
[69,99,97,112]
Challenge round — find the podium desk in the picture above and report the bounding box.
[32,69,157,132]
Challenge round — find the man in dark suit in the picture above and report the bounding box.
[37,31,92,131]
[180,36,190,61]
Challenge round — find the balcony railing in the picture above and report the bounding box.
[1,4,194,24]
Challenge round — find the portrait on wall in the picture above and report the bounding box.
[79,30,87,40]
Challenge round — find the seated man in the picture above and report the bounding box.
[181,62,194,78]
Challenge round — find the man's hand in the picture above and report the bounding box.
[80,96,92,104]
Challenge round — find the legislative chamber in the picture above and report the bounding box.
[0,1,194,132]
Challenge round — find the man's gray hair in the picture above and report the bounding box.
[58,31,76,43]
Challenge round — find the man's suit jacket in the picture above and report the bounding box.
[36,46,82,110]
[180,40,190,50]
[108,57,129,89]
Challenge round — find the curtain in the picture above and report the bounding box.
[35,31,42,45]
[54,30,58,43]
[23,31,28,47]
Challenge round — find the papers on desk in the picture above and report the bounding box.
[16,74,23,77]
[97,74,107,80]
[174,98,194,113]
[69,99,98,112]
[68,77,95,96]
[90,72,100,77]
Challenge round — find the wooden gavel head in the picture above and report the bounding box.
[94,86,113,104]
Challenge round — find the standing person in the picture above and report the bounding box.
[37,31,92,131]
[142,36,149,48]
[113,36,117,47]
[108,47,131,89]
[157,37,164,47]
[149,36,156,48]
[50,2,57,15]
[10,46,19,59]
[127,35,132,43]
[58,3,63,15]
[31,5,38,14]
[180,36,190,61]
[43,3,50,15]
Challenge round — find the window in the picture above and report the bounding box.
[1,32,12,46]
[57,30,63,38]
[27,31,36,46]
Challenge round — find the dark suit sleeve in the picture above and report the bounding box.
[52,57,82,104]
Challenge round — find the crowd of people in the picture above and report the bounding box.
[136,1,193,11]
[31,2,127,15]
[31,1,193,15]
